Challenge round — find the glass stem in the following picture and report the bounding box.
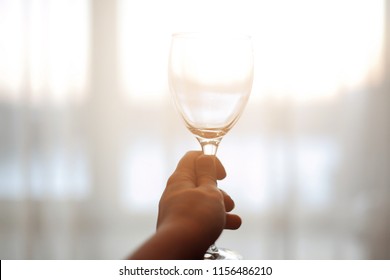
[197,138,221,156]
[201,143,218,155]
[197,137,223,259]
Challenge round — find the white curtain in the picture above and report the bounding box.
[0,0,389,259]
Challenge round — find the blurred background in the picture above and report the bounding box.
[0,0,389,259]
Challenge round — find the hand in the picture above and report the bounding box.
[129,151,241,259]
[158,151,241,243]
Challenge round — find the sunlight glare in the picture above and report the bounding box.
[119,0,384,102]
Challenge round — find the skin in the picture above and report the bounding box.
[128,151,241,260]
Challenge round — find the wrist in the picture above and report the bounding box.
[156,220,217,259]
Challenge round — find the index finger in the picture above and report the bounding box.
[166,151,202,189]
[196,155,218,188]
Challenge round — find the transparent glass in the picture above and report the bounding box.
[168,32,254,259]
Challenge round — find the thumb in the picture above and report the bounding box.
[196,155,217,188]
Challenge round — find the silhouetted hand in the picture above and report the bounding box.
[129,151,241,259]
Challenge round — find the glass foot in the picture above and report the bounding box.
[204,244,242,260]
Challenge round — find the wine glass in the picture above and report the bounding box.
[168,32,254,259]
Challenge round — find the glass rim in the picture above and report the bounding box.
[171,32,252,40]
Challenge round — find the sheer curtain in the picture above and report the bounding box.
[0,0,389,259]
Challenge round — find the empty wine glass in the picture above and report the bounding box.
[168,32,254,259]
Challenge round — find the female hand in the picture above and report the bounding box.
[129,151,241,259]
[158,151,241,244]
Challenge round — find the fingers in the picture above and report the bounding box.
[196,155,218,188]
[166,151,202,189]
[225,213,242,230]
[177,151,203,172]
[166,151,241,231]
[220,189,235,212]
[215,157,227,180]
[167,151,226,189]
[220,189,241,229]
